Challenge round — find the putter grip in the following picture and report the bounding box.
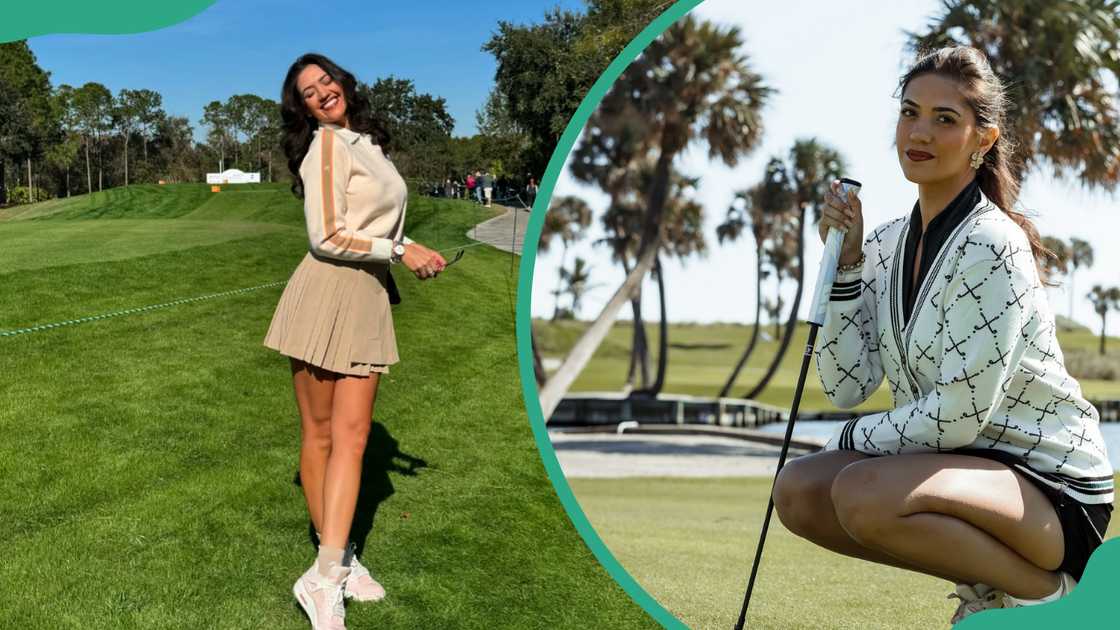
[807,180,860,326]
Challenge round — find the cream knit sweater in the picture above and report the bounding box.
[300,122,411,262]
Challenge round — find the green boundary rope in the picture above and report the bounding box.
[0,280,287,339]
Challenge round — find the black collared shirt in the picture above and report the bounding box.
[902,179,981,324]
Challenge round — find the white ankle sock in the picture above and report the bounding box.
[317,533,355,565]
[317,545,345,578]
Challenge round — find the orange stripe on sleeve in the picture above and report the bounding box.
[320,128,334,243]
[319,128,372,254]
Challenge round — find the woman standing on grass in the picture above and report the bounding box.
[264,52,446,630]
[774,46,1113,624]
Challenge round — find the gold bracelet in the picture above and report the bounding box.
[837,253,865,273]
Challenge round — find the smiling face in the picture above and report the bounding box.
[895,73,996,187]
[296,64,348,127]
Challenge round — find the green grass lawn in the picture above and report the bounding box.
[533,319,1120,410]
[569,476,1120,630]
[0,184,655,629]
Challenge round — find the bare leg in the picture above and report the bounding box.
[773,450,954,579]
[290,359,335,535]
[319,372,379,549]
[830,454,1064,599]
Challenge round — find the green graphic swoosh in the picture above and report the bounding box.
[2,1,216,43]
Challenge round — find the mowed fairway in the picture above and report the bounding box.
[0,184,655,629]
[534,320,1120,410]
[569,476,1120,630]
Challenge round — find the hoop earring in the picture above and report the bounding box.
[970,151,984,170]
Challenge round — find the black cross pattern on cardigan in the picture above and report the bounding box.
[814,193,1114,505]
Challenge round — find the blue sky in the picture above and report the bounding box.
[28,0,583,139]
[533,0,1120,336]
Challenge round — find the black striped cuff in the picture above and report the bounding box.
[837,418,859,450]
[831,279,861,302]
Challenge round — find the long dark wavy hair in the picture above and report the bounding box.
[280,52,390,199]
[897,46,1055,281]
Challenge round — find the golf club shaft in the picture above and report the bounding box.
[733,325,818,630]
[734,179,860,628]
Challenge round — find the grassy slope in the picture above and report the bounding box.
[569,476,1120,630]
[0,185,655,629]
[533,319,1120,410]
[0,183,214,221]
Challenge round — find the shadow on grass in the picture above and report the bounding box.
[291,421,427,555]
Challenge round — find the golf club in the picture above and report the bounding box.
[733,177,862,629]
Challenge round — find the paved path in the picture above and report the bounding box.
[549,431,816,478]
[467,204,528,255]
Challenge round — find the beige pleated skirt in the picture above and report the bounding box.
[263,252,399,376]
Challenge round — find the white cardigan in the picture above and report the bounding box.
[816,193,1113,505]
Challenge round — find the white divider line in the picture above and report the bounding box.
[0,280,287,339]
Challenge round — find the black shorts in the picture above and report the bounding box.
[955,449,1113,581]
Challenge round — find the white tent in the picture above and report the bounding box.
[206,169,261,184]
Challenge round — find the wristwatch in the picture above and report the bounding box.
[391,241,406,264]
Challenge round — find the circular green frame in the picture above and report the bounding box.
[514,2,704,628]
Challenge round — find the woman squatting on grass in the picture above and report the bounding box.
[263,53,447,629]
[773,46,1113,624]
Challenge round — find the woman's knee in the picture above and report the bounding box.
[332,417,371,458]
[831,461,895,543]
[302,412,333,447]
[773,456,837,536]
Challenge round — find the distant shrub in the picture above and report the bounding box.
[1065,348,1120,380]
[8,186,54,205]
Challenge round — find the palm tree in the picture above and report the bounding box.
[1087,285,1120,354]
[635,171,706,398]
[571,86,655,392]
[714,190,757,354]
[540,196,593,320]
[535,195,592,385]
[744,139,845,400]
[598,202,653,390]
[907,0,1120,190]
[538,16,772,417]
[1068,237,1094,318]
[715,163,792,397]
[595,165,706,395]
[587,160,656,391]
[763,296,784,339]
[555,257,597,319]
[1041,235,1069,312]
[1040,235,1070,281]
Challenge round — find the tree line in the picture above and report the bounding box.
[0,41,273,202]
[0,38,555,205]
[0,43,517,204]
[1,1,674,207]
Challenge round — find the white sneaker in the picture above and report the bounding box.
[344,555,386,602]
[293,564,350,630]
[1003,572,1077,608]
[948,583,1004,623]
